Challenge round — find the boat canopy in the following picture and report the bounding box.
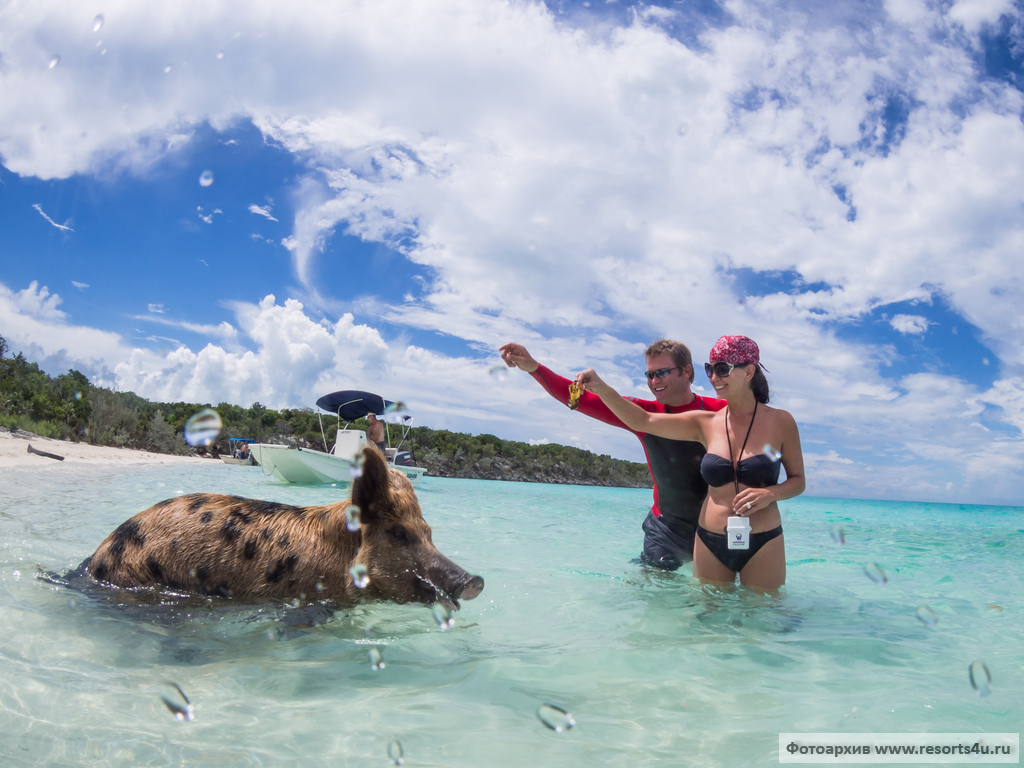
[315,390,393,420]
[228,438,255,444]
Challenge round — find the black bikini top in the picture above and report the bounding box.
[700,452,780,488]
[699,400,781,491]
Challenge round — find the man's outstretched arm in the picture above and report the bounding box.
[499,342,647,432]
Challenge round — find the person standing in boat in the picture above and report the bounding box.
[499,339,726,570]
[573,336,805,590]
[367,414,386,452]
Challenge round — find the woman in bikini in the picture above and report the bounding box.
[575,336,805,591]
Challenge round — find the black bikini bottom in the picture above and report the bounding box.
[696,525,783,573]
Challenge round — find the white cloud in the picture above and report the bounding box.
[249,203,278,222]
[148,303,165,313]
[71,281,89,290]
[197,206,222,224]
[133,313,239,342]
[32,203,73,232]
[889,314,930,335]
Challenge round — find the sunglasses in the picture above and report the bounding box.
[705,361,749,379]
[644,366,681,381]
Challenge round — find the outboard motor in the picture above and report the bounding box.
[393,451,414,466]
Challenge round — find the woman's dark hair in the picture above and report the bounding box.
[750,366,770,404]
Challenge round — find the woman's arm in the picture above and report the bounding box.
[575,368,706,443]
[733,410,806,515]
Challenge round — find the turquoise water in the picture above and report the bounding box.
[0,463,1021,766]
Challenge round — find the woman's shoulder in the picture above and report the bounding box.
[760,403,798,428]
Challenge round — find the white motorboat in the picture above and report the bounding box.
[248,390,426,487]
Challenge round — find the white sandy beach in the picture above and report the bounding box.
[0,428,208,470]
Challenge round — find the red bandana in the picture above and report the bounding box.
[709,335,770,372]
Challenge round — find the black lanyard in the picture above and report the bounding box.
[726,400,758,497]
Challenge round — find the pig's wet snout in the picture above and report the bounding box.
[454,575,484,601]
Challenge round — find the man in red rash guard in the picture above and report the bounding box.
[499,340,726,569]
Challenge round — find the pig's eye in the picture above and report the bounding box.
[386,527,411,546]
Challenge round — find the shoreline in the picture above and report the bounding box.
[0,429,208,470]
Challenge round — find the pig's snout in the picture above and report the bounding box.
[454,575,484,601]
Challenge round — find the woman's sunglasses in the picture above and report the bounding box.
[704,361,749,379]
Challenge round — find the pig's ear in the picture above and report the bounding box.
[351,445,391,524]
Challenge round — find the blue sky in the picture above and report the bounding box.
[2,0,1024,505]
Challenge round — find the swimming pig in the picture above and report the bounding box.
[81,446,484,608]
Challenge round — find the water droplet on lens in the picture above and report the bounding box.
[762,444,782,462]
[74,390,82,400]
[216,51,224,59]
[369,647,385,670]
[829,525,845,545]
[315,581,323,592]
[381,401,409,423]
[864,562,887,585]
[488,364,508,379]
[346,505,361,531]
[93,15,104,32]
[388,739,404,765]
[915,605,938,628]
[432,603,455,630]
[161,683,194,721]
[48,55,60,69]
[349,451,364,479]
[183,408,222,446]
[350,564,369,589]
[199,170,214,187]
[164,65,172,73]
[582,1,591,6]
[537,703,575,732]
[677,122,689,136]
[969,660,991,696]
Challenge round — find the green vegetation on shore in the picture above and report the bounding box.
[0,335,652,488]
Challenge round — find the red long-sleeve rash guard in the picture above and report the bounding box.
[529,364,726,534]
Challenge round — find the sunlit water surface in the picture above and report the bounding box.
[1,462,1021,766]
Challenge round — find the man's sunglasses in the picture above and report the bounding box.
[705,361,749,379]
[644,366,681,381]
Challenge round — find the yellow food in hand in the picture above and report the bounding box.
[568,382,582,410]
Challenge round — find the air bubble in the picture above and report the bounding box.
[93,15,104,32]
[829,525,845,545]
[183,408,222,446]
[161,683,194,721]
[216,51,224,60]
[537,703,575,732]
[488,364,508,379]
[369,647,385,671]
[349,564,369,589]
[48,55,60,69]
[164,65,172,73]
[199,170,214,187]
[74,390,82,400]
[387,740,404,765]
[969,660,991,696]
[677,122,689,136]
[864,562,887,585]
[762,444,782,462]
[915,605,938,628]
[432,603,455,630]
[346,505,361,531]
